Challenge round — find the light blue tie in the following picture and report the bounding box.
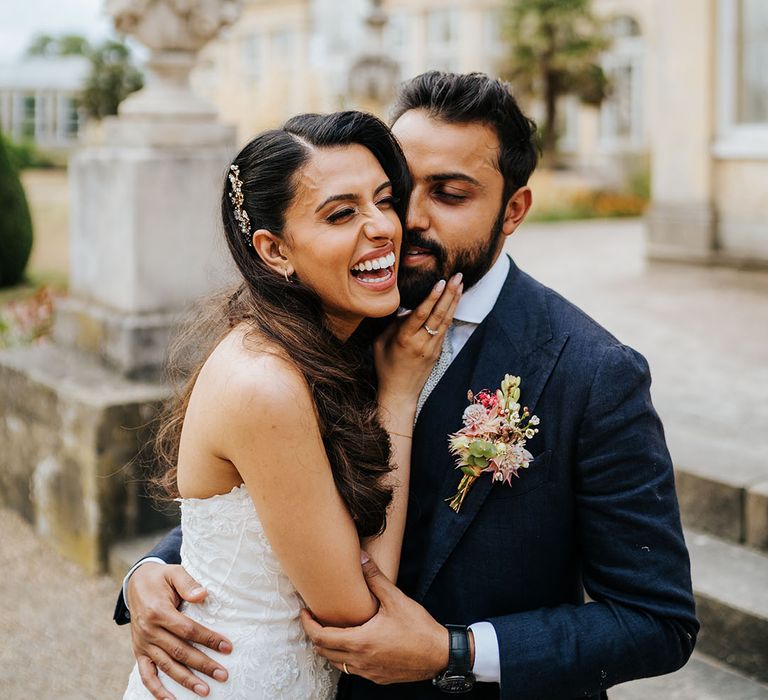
[415,322,456,420]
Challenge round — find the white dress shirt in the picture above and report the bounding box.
[123,255,509,684]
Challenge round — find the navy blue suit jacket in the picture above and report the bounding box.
[115,259,698,699]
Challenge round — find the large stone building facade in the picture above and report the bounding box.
[191,0,653,177]
[194,0,766,264]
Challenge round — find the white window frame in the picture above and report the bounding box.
[713,0,768,159]
[598,17,645,153]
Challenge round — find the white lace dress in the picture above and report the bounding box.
[124,485,339,699]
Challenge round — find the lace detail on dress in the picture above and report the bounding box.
[124,485,339,699]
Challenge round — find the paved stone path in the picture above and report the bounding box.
[0,507,134,698]
[2,218,766,698]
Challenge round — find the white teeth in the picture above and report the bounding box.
[357,268,393,284]
[352,251,396,273]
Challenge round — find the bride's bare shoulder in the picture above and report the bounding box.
[193,323,311,417]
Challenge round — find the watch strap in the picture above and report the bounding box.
[445,624,472,676]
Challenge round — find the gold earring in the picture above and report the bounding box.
[283,268,290,283]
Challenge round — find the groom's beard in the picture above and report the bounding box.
[397,204,505,310]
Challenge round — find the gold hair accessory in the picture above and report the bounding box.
[228,164,252,245]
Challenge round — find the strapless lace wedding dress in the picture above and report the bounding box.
[124,485,339,699]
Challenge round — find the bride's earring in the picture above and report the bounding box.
[283,267,291,283]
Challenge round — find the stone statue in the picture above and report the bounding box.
[104,0,244,118]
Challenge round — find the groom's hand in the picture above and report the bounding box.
[301,556,461,684]
[127,562,232,699]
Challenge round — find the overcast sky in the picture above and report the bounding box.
[0,0,112,61]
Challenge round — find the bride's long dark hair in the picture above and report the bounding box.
[152,112,411,538]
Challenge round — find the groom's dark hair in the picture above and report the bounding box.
[391,71,539,200]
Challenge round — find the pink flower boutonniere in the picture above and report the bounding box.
[446,374,540,513]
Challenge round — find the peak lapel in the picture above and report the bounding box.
[413,259,568,602]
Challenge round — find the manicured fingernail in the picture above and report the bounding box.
[453,272,463,284]
[190,587,206,597]
[434,279,446,293]
[218,640,232,653]
[213,669,228,681]
[361,551,370,564]
[193,684,208,696]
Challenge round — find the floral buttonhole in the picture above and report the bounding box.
[446,374,540,513]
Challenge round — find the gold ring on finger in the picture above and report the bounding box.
[424,324,439,336]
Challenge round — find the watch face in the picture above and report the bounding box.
[435,673,475,693]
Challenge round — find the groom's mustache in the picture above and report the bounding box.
[402,231,447,266]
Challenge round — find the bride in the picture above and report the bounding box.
[123,111,462,699]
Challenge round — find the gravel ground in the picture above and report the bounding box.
[0,507,134,699]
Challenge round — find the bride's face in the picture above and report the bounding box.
[281,144,402,339]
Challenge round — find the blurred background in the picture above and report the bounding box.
[0,0,766,697]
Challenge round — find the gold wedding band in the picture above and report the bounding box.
[424,324,439,336]
[343,662,350,675]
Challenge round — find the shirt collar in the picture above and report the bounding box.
[453,254,510,325]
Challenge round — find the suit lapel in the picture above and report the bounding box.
[412,259,568,602]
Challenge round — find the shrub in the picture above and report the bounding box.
[3,138,60,170]
[0,132,34,287]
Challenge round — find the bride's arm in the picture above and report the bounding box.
[216,356,381,628]
[362,274,463,581]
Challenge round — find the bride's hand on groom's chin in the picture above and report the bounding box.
[301,556,450,684]
[128,563,233,699]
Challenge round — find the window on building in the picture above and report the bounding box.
[607,15,641,39]
[426,8,460,72]
[63,96,79,138]
[386,12,409,53]
[738,0,768,123]
[427,8,458,47]
[21,95,35,140]
[599,15,644,150]
[241,33,262,78]
[272,29,295,60]
[714,0,768,156]
[484,8,506,75]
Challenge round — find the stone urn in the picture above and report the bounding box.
[105,0,243,119]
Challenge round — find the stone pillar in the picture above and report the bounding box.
[646,0,717,262]
[0,0,244,574]
[56,1,242,380]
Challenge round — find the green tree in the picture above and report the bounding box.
[0,131,34,288]
[79,39,144,119]
[26,33,90,57]
[502,0,610,162]
[24,33,143,120]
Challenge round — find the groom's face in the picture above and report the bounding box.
[391,109,511,309]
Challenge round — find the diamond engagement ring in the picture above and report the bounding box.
[424,324,439,336]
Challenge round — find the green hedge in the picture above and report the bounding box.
[0,132,34,287]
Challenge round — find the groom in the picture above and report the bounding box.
[115,72,697,699]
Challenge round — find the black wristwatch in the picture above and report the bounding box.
[432,624,476,694]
